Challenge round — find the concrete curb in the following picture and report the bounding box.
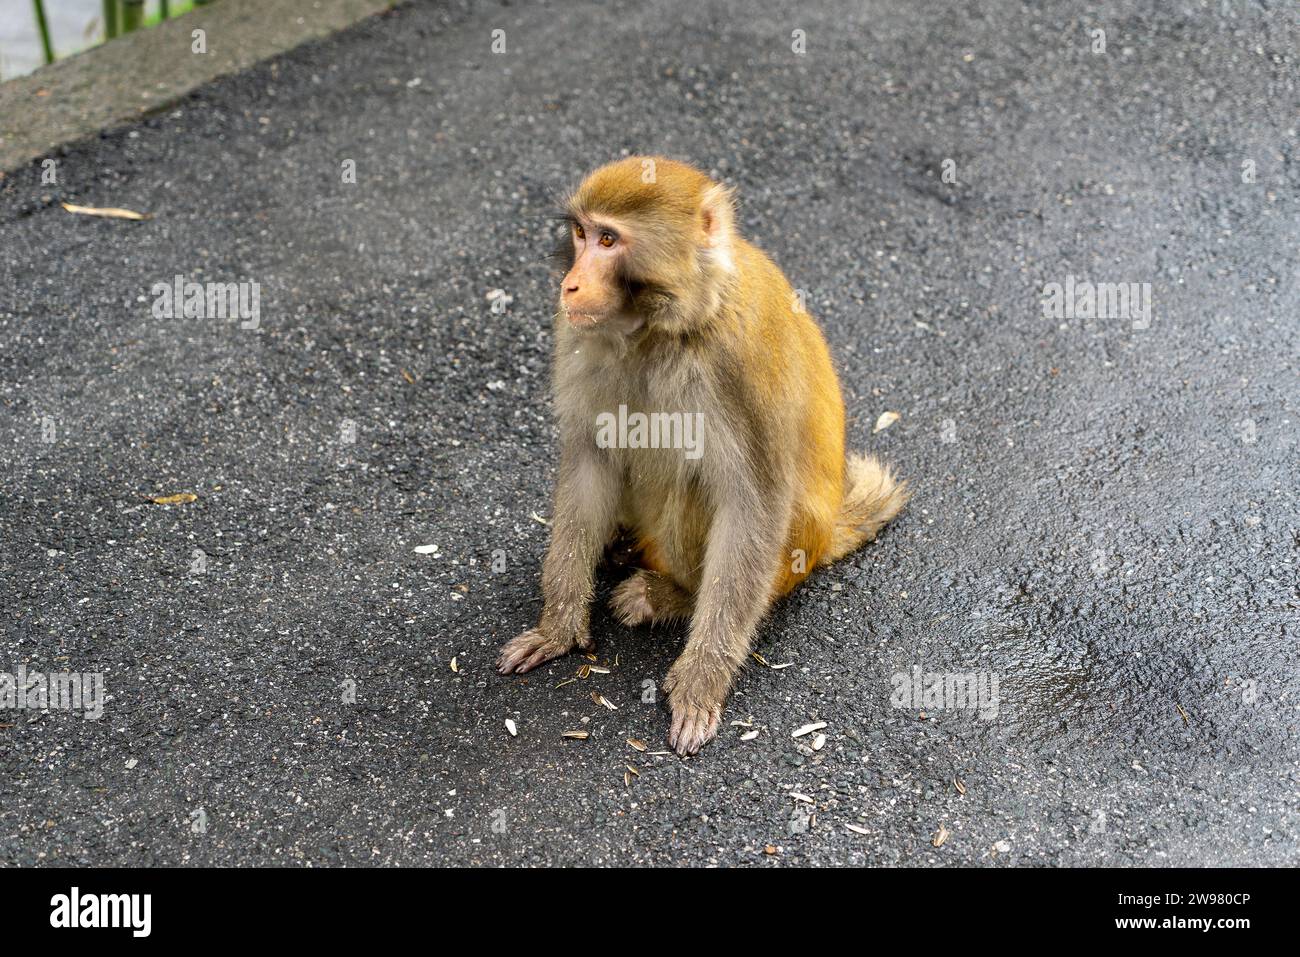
[0,0,395,173]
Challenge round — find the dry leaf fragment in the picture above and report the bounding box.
[932,824,951,847]
[873,410,900,434]
[504,719,517,737]
[626,738,647,752]
[62,202,150,221]
[1176,703,1190,726]
[561,730,589,740]
[845,823,870,835]
[792,721,827,739]
[149,493,196,505]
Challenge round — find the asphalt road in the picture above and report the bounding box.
[0,0,1296,866]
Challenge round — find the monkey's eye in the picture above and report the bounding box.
[573,223,585,240]
[599,231,616,248]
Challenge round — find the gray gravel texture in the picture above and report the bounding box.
[0,0,1296,866]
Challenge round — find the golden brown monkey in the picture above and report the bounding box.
[497,156,908,755]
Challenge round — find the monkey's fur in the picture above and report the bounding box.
[497,157,908,755]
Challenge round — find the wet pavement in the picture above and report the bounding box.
[0,0,1296,865]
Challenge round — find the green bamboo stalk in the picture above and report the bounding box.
[32,0,55,64]
[160,0,170,17]
[122,0,144,33]
[104,0,118,40]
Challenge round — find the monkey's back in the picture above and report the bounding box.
[729,239,847,597]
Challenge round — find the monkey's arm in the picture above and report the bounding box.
[663,479,793,754]
[497,446,620,674]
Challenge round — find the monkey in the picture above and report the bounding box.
[496,156,909,755]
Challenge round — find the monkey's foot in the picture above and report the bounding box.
[663,658,724,756]
[610,570,694,628]
[496,628,591,675]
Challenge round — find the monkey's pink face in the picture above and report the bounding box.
[561,218,633,330]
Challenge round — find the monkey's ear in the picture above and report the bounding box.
[699,183,736,270]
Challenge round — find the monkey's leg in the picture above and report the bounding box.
[663,498,790,755]
[609,569,694,627]
[497,450,619,674]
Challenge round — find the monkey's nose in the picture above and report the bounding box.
[564,283,580,294]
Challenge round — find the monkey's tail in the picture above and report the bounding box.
[822,453,910,564]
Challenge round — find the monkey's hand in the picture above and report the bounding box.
[497,626,593,675]
[663,655,724,756]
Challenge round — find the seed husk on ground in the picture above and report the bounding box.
[505,719,517,737]
[932,824,951,847]
[626,738,647,752]
[845,823,870,835]
[792,721,826,738]
[148,493,196,505]
[740,729,759,741]
[561,730,589,740]
[62,202,150,220]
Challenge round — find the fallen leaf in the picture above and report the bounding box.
[873,410,900,434]
[62,202,150,221]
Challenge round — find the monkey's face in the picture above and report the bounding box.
[559,216,643,332]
